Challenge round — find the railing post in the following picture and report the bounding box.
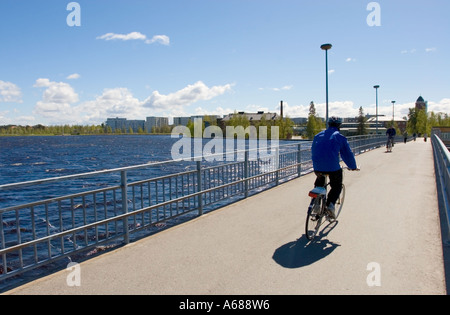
[244,150,249,198]
[196,161,203,216]
[297,143,302,177]
[275,147,280,186]
[121,170,129,244]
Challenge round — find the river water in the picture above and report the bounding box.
[0,135,310,288]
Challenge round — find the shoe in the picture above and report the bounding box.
[327,203,336,220]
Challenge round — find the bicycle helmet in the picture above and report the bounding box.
[328,116,342,128]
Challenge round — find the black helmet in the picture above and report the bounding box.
[328,116,342,128]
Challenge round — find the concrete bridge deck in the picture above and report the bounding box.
[3,139,447,295]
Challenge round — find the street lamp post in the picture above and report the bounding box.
[392,101,396,122]
[374,85,380,134]
[321,43,332,128]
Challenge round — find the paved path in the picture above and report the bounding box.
[3,139,447,295]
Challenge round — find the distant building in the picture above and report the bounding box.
[106,117,145,133]
[127,120,146,132]
[173,115,221,127]
[145,116,169,133]
[173,117,191,126]
[221,111,279,125]
[106,117,170,133]
[415,96,428,113]
[340,115,407,136]
[106,117,127,132]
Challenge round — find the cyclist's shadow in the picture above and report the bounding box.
[272,221,341,269]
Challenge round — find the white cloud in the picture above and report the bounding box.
[97,32,170,45]
[279,102,309,118]
[145,35,170,46]
[76,88,144,124]
[34,78,52,87]
[401,49,417,54]
[281,101,360,118]
[33,78,79,122]
[425,47,437,53]
[30,79,233,125]
[142,81,233,111]
[345,57,356,62]
[0,80,22,103]
[194,106,235,117]
[328,69,335,74]
[362,98,450,121]
[0,110,10,121]
[259,85,293,92]
[273,85,293,92]
[97,32,147,41]
[428,98,450,113]
[16,116,36,124]
[67,73,81,80]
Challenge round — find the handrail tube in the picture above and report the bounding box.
[432,134,450,244]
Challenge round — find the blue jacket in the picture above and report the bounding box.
[386,127,396,138]
[311,127,357,172]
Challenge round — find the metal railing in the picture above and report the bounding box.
[0,135,386,281]
[431,134,450,244]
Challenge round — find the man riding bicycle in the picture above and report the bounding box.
[311,117,358,219]
[386,125,396,150]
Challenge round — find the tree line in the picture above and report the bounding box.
[2,106,447,139]
[0,124,108,136]
[0,114,296,139]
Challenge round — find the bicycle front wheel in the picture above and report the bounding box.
[334,184,345,220]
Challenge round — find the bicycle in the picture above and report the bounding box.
[386,138,394,153]
[305,167,358,241]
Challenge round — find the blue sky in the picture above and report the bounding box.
[0,0,449,125]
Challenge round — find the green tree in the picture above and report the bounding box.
[276,116,294,140]
[356,106,368,135]
[305,101,324,139]
[407,108,418,134]
[227,111,250,129]
[416,109,428,135]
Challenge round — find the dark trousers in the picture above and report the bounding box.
[314,169,343,206]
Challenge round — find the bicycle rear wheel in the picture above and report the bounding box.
[333,184,345,220]
[305,197,324,240]
[387,139,393,152]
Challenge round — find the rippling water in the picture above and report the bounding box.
[0,135,188,207]
[0,135,308,289]
[0,135,301,207]
[0,135,179,184]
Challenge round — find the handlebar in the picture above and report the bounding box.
[343,166,361,172]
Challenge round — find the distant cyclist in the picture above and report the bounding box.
[386,125,396,150]
[311,117,358,219]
